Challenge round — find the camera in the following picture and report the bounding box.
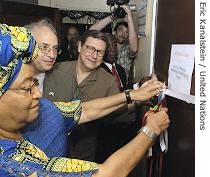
[106,0,130,18]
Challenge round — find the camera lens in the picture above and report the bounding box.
[116,0,130,5]
[116,0,126,5]
[106,0,115,6]
[114,7,126,18]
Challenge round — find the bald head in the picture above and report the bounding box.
[26,18,57,37]
[32,25,58,45]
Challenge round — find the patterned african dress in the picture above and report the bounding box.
[0,139,99,177]
[0,99,99,176]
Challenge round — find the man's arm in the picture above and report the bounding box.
[89,16,113,31]
[90,5,138,54]
[79,81,164,124]
[93,108,169,177]
[122,5,138,53]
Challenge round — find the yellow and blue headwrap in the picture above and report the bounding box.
[0,24,38,96]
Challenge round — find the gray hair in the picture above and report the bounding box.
[25,17,57,36]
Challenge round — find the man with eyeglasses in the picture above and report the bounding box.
[44,29,129,162]
[45,28,139,164]
[25,18,61,93]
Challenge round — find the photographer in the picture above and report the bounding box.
[90,4,138,84]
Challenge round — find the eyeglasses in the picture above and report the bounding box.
[84,44,105,57]
[8,78,39,95]
[38,44,62,55]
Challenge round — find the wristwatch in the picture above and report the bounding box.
[138,126,158,141]
[124,89,132,104]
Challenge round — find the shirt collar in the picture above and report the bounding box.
[74,61,98,87]
[103,61,116,71]
[35,73,45,93]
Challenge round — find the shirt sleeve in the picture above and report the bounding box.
[0,155,62,177]
[0,155,97,177]
[129,51,137,60]
[106,79,121,96]
[53,99,82,133]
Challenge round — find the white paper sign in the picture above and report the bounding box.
[164,89,195,104]
[168,44,195,95]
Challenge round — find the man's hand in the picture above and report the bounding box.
[131,81,165,101]
[139,74,158,88]
[121,5,132,21]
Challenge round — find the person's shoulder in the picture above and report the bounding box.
[39,98,65,123]
[97,67,120,95]
[53,61,76,73]
[97,67,115,82]
[39,97,58,111]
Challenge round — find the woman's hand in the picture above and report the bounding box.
[145,107,170,135]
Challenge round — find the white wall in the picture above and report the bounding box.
[38,0,110,12]
[38,0,51,7]
[134,0,156,82]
